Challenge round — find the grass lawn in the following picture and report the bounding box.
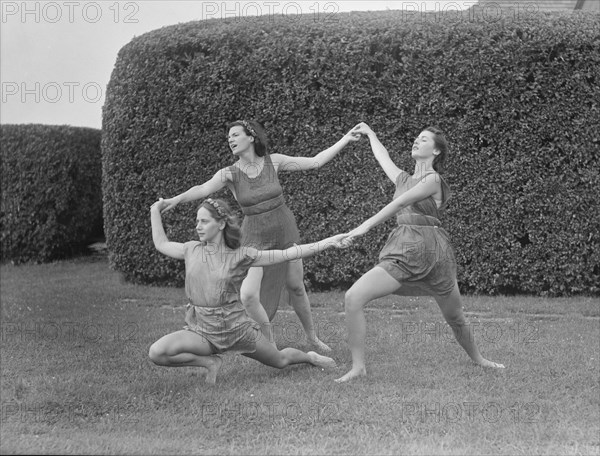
[1,255,599,455]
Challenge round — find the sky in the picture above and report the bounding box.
[1,1,475,129]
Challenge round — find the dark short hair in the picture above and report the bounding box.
[227,120,268,157]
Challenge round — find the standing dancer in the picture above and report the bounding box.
[335,122,505,383]
[161,120,360,350]
[148,198,342,384]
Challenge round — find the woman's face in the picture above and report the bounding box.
[228,125,254,155]
[411,130,439,160]
[195,207,223,243]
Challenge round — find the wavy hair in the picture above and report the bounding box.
[227,120,268,157]
[425,126,448,173]
[200,199,241,249]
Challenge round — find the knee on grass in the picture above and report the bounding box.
[262,349,295,369]
[148,343,168,365]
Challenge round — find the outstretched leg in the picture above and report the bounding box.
[240,266,276,346]
[434,283,504,369]
[335,266,402,383]
[286,259,332,352]
[148,330,223,384]
[243,336,336,369]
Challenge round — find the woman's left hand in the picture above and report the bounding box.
[344,128,363,143]
[150,198,168,212]
[342,224,370,245]
[325,233,353,249]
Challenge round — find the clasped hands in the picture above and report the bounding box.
[345,122,373,143]
[327,224,369,249]
[150,198,168,212]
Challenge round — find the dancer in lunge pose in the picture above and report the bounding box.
[161,120,360,350]
[148,197,342,384]
[335,122,505,383]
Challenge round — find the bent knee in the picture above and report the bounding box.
[286,280,306,297]
[272,356,288,369]
[443,313,466,328]
[344,289,364,313]
[148,343,165,365]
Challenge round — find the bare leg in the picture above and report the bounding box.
[335,267,402,383]
[286,259,332,352]
[434,283,505,369]
[240,266,275,346]
[243,336,336,369]
[148,330,223,384]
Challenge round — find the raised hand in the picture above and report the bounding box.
[158,197,179,213]
[351,122,374,137]
[150,198,169,213]
[343,127,363,143]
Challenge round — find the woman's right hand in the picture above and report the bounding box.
[159,197,179,213]
[151,198,169,213]
[351,122,374,137]
[343,128,363,143]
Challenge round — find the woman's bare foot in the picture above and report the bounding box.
[307,351,336,369]
[308,337,332,353]
[204,355,223,384]
[335,366,366,383]
[474,359,505,369]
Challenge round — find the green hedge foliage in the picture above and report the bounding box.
[102,10,600,296]
[1,124,103,264]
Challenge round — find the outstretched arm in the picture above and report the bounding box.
[272,128,361,172]
[251,234,347,267]
[344,173,441,240]
[150,199,185,259]
[352,122,404,184]
[160,170,228,213]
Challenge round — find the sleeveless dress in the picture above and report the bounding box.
[377,172,457,297]
[182,241,261,354]
[225,154,300,320]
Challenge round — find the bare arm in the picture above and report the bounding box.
[150,199,185,259]
[352,122,404,184]
[160,170,228,213]
[345,173,441,239]
[272,128,360,173]
[251,234,347,267]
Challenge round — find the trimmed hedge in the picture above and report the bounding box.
[103,10,600,296]
[1,124,103,264]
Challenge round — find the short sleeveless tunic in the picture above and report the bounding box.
[182,241,261,354]
[377,172,457,297]
[226,154,300,320]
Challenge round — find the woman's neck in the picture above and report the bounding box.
[236,148,261,165]
[412,160,435,178]
[203,234,227,252]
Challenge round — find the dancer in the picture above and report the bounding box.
[335,122,505,383]
[161,120,359,350]
[148,197,342,384]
